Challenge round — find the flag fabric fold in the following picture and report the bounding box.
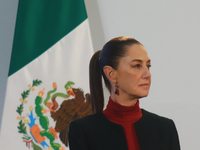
[0,1,93,150]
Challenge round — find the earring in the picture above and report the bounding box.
[115,82,119,95]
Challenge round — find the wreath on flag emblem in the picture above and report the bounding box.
[16,79,92,150]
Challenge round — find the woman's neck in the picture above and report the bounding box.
[110,92,138,106]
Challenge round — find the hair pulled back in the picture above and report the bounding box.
[89,36,141,113]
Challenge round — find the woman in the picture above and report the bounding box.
[68,36,180,150]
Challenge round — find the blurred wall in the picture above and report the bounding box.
[0,0,18,131]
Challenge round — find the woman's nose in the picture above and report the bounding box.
[142,67,151,79]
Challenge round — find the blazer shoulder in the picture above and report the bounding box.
[136,109,180,149]
[68,113,103,150]
[69,112,103,127]
[141,109,174,124]
[140,109,178,135]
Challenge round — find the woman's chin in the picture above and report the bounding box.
[137,92,149,98]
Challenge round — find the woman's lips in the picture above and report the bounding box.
[139,83,149,86]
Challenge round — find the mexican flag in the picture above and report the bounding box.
[0,1,93,150]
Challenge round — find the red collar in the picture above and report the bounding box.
[103,97,142,122]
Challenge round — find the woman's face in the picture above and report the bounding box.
[116,44,151,99]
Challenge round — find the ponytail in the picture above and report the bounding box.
[89,50,104,113]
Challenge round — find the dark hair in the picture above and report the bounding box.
[89,36,141,113]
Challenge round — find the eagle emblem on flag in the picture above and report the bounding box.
[16,80,92,150]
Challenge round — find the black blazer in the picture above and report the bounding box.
[69,109,180,150]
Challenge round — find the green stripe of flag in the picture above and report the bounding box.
[9,0,87,76]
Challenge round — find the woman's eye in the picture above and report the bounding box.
[147,65,151,69]
[134,64,141,68]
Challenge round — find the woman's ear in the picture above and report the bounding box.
[103,66,117,83]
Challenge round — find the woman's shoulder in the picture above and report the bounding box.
[69,112,104,127]
[139,109,176,128]
[141,109,173,120]
[135,109,180,149]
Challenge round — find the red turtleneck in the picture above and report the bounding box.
[103,97,142,150]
